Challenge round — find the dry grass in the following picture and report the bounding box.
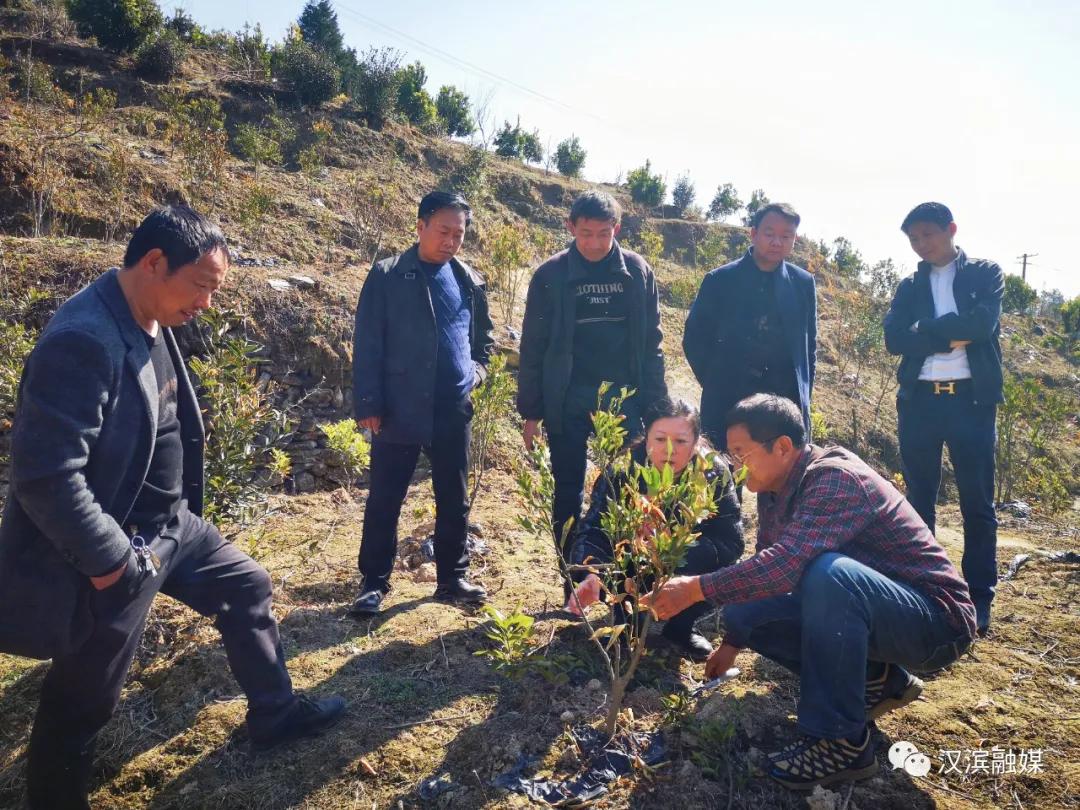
[1,473,1077,809]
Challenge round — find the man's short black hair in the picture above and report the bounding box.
[750,202,800,229]
[726,393,807,450]
[900,202,954,233]
[123,205,228,273]
[569,190,621,225]
[418,191,472,226]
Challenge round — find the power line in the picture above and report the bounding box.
[332,3,618,127]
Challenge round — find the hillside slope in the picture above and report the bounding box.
[1,17,1078,810]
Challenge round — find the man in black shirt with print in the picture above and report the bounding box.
[518,190,667,569]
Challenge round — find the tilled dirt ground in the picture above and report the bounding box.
[1,469,1077,809]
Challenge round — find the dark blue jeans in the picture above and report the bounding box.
[897,387,998,607]
[359,397,472,591]
[721,553,970,740]
[548,384,642,559]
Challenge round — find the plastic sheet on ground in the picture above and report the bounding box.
[493,727,667,806]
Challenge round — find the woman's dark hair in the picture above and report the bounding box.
[643,396,702,441]
[725,393,807,449]
[123,205,228,273]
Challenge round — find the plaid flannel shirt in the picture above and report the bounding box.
[700,445,977,637]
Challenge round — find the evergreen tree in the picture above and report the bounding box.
[554,135,586,177]
[298,0,344,58]
[672,173,695,215]
[436,85,474,137]
[707,183,742,222]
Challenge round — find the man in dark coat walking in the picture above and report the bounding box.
[0,206,345,810]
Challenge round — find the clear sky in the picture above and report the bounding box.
[169,0,1078,297]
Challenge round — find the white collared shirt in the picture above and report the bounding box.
[918,259,972,381]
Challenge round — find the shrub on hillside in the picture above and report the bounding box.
[11,56,65,105]
[6,0,76,39]
[1003,274,1037,315]
[229,23,272,81]
[396,61,439,131]
[707,182,742,222]
[672,173,695,215]
[435,85,474,137]
[448,145,489,202]
[494,119,543,164]
[188,309,286,525]
[133,27,187,81]
[626,160,665,208]
[352,46,402,127]
[554,135,586,177]
[274,37,340,106]
[666,271,702,309]
[742,188,770,226]
[164,8,199,42]
[66,0,163,52]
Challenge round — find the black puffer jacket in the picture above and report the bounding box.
[570,445,744,575]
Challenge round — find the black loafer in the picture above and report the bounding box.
[662,629,713,662]
[975,601,991,637]
[348,589,385,616]
[434,578,487,604]
[249,694,347,752]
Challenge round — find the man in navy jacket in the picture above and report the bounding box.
[884,202,1004,635]
[683,203,817,449]
[350,191,494,615]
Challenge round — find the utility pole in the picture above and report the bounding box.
[1017,253,1038,282]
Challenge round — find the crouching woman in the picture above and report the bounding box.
[566,398,744,660]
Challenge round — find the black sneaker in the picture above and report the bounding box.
[434,578,487,604]
[865,663,924,721]
[767,727,877,791]
[348,588,385,617]
[248,694,346,752]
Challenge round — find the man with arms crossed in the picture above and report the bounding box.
[884,202,1003,635]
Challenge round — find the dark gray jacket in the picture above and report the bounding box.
[0,269,205,659]
[516,242,667,434]
[352,244,495,445]
[883,249,1004,405]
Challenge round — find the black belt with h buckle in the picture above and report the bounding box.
[919,379,972,396]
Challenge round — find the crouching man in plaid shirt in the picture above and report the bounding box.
[643,394,976,791]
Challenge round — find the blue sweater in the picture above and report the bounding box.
[421,260,474,403]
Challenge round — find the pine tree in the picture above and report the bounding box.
[298,0,344,59]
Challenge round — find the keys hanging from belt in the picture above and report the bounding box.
[130,534,161,578]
